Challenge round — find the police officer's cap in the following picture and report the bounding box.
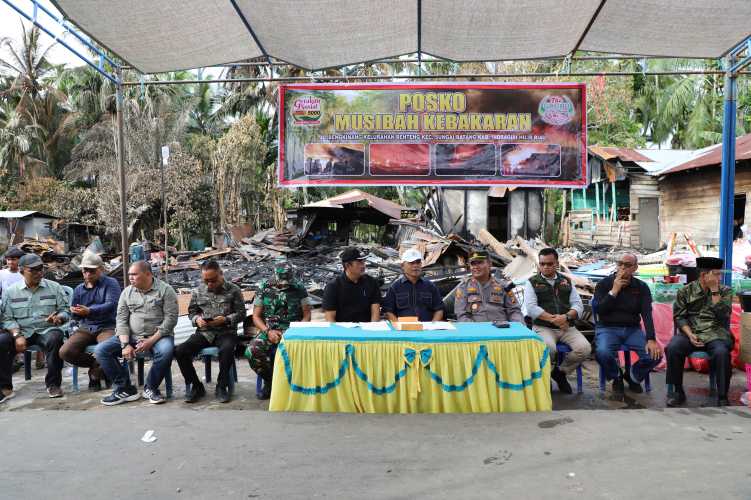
[696,257,723,270]
[468,250,489,262]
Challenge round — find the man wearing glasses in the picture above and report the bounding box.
[0,254,70,400]
[59,252,121,391]
[593,253,662,395]
[525,248,590,394]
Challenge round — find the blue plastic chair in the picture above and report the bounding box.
[555,343,584,394]
[255,344,278,397]
[198,347,238,393]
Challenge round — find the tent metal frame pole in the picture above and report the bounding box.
[719,36,750,284]
[115,67,128,287]
[1,0,118,83]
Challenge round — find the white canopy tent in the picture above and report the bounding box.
[50,0,751,72]
[4,0,749,285]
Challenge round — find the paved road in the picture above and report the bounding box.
[2,405,750,500]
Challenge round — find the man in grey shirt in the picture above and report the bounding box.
[523,247,591,394]
[94,261,178,405]
[455,250,523,323]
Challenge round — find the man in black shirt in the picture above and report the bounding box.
[322,247,381,322]
[593,253,662,394]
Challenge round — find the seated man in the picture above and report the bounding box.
[177,260,245,403]
[322,247,381,323]
[666,257,734,407]
[455,250,522,323]
[95,261,178,405]
[524,247,591,394]
[593,253,662,394]
[59,253,121,390]
[247,260,311,399]
[0,246,24,297]
[383,249,444,322]
[0,254,69,399]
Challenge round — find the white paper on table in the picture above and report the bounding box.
[335,322,359,328]
[420,321,456,330]
[358,321,391,331]
[289,321,330,328]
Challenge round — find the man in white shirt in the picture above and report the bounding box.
[0,247,24,298]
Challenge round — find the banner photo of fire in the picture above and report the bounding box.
[279,83,586,187]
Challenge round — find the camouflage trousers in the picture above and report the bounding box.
[244,332,279,383]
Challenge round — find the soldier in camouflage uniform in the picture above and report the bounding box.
[667,257,734,407]
[246,261,311,399]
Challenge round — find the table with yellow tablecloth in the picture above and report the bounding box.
[269,322,551,413]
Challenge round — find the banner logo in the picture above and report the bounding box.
[538,95,575,125]
[292,95,322,125]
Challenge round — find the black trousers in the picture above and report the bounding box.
[0,332,15,390]
[666,335,733,398]
[27,331,65,388]
[175,333,236,388]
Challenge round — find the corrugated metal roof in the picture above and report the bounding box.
[0,211,57,219]
[633,149,697,174]
[588,146,653,163]
[303,189,409,220]
[659,133,751,175]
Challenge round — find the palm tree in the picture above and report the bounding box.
[0,102,41,177]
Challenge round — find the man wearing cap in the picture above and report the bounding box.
[177,259,246,404]
[59,252,121,391]
[383,249,444,323]
[246,260,311,399]
[322,247,381,323]
[96,260,178,405]
[455,250,522,324]
[0,246,25,298]
[0,254,69,399]
[667,256,734,407]
[524,247,590,394]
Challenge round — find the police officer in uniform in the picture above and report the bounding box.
[247,260,311,399]
[455,250,523,323]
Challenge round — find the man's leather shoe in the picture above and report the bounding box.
[612,376,625,395]
[667,389,687,407]
[216,385,230,403]
[551,367,573,394]
[184,382,206,403]
[717,397,730,407]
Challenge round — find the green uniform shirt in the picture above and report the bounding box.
[673,280,733,344]
[188,280,245,342]
[253,278,310,331]
[1,278,70,338]
[116,277,178,339]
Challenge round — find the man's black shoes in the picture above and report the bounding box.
[184,382,206,403]
[667,388,687,407]
[216,384,231,403]
[551,367,573,394]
